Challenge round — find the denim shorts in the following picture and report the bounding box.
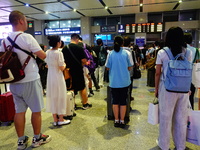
[10,79,44,113]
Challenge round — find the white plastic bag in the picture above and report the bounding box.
[186,109,200,145]
[192,63,200,88]
[148,99,159,125]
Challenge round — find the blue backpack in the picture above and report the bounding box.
[164,48,192,93]
[83,43,96,73]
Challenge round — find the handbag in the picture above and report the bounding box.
[148,98,159,125]
[63,68,71,80]
[146,57,156,69]
[186,108,200,145]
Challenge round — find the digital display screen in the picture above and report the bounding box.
[95,34,111,41]
[0,25,13,39]
[101,25,116,32]
[125,24,130,33]
[132,24,136,33]
[157,23,163,32]
[118,24,125,33]
[44,27,81,35]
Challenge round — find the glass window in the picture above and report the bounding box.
[107,16,120,25]
[49,21,60,28]
[60,20,71,28]
[179,10,197,21]
[121,15,135,24]
[71,20,81,27]
[163,12,178,22]
[93,17,106,26]
[148,13,162,23]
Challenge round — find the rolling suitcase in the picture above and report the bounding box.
[64,91,75,120]
[106,86,130,123]
[0,84,15,125]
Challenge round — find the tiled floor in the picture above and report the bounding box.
[0,69,200,150]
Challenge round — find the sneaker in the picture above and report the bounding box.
[120,123,126,128]
[88,93,93,97]
[63,115,73,120]
[32,134,52,148]
[53,122,57,126]
[114,122,120,127]
[17,136,29,150]
[82,103,92,110]
[58,119,71,126]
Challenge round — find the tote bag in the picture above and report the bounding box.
[148,99,159,125]
[186,109,200,145]
[192,63,200,88]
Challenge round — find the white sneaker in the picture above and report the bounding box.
[53,122,57,126]
[58,120,71,126]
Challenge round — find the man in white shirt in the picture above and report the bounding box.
[0,10,51,149]
[184,33,198,109]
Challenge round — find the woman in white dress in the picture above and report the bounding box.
[45,35,70,126]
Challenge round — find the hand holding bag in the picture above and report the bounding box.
[148,98,159,125]
[63,68,71,80]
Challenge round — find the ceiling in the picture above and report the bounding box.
[0,0,200,23]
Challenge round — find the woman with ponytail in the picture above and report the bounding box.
[105,36,133,128]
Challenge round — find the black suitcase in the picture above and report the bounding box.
[106,86,130,123]
[147,68,155,87]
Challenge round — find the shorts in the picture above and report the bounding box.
[10,79,44,113]
[111,86,129,105]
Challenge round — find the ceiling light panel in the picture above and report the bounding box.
[34,3,71,12]
[2,5,42,14]
[104,0,139,6]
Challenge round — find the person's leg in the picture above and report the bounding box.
[31,112,41,135]
[158,82,177,150]
[172,93,188,150]
[94,66,99,84]
[112,104,119,120]
[189,83,195,109]
[14,112,26,137]
[79,88,88,104]
[91,72,100,90]
[119,105,126,122]
[99,65,105,87]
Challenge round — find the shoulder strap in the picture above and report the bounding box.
[7,33,35,59]
[164,48,174,60]
[67,45,82,66]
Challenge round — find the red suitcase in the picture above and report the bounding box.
[0,92,15,122]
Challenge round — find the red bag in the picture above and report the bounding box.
[0,92,15,122]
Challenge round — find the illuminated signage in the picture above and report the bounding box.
[0,25,12,39]
[157,23,163,32]
[151,23,155,32]
[132,24,136,33]
[35,31,42,35]
[101,25,116,32]
[118,24,125,33]
[125,24,130,33]
[44,27,81,35]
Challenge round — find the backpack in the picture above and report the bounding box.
[164,48,192,93]
[83,43,96,73]
[98,46,106,66]
[0,33,35,83]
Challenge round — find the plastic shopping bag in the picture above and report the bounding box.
[148,98,159,125]
[186,109,200,145]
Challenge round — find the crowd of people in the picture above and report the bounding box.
[0,10,199,150]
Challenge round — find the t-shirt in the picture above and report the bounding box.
[105,47,133,88]
[62,43,86,71]
[0,31,41,83]
[156,47,192,81]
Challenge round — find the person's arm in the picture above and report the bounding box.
[34,50,46,60]
[155,64,162,98]
[59,63,66,71]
